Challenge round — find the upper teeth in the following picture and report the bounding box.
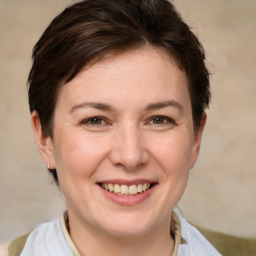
[101,183,150,196]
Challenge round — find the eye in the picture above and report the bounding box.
[81,116,108,126]
[147,115,176,127]
[88,117,104,125]
[152,116,167,124]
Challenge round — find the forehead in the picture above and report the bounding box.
[85,47,183,78]
[57,47,190,111]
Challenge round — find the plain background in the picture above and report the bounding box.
[0,0,255,242]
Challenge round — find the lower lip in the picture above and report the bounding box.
[99,185,156,206]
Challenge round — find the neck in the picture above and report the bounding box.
[68,212,174,256]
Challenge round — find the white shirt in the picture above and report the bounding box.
[20,208,222,256]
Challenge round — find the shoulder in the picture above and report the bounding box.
[174,208,256,256]
[9,219,72,256]
[184,221,223,255]
[173,208,222,255]
[193,223,256,256]
[8,233,30,256]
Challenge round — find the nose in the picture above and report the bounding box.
[109,124,150,171]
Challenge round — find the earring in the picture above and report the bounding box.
[47,164,50,169]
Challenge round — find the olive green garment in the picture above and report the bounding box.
[193,224,256,256]
[8,232,30,256]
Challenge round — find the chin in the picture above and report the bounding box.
[96,211,159,238]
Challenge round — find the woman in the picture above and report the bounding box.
[9,0,221,255]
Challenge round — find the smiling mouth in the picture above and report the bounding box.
[100,183,153,196]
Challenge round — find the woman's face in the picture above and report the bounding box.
[38,47,204,238]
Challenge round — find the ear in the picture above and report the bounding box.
[190,113,207,169]
[31,111,56,169]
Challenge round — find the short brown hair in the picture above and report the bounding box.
[28,0,210,183]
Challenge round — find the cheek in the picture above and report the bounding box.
[146,134,193,214]
[148,132,193,176]
[53,132,110,180]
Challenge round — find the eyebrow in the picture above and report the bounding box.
[144,100,184,113]
[69,100,184,114]
[69,102,114,114]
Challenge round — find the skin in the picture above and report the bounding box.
[32,47,206,256]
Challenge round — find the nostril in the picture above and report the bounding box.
[108,130,150,170]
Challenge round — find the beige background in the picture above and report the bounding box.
[0,0,255,242]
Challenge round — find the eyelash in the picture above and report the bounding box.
[80,115,176,128]
[80,116,109,126]
[148,115,176,126]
